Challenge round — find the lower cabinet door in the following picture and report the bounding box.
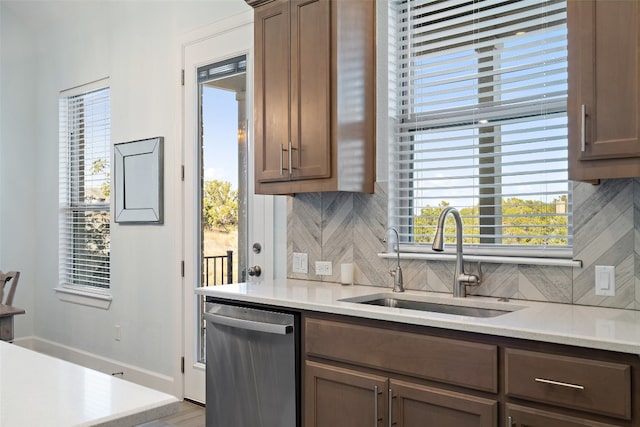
[390,379,497,427]
[506,403,619,427]
[305,360,388,427]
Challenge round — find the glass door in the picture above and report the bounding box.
[195,57,248,364]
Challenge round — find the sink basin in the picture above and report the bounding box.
[340,294,519,318]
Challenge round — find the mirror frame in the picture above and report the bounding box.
[114,136,164,224]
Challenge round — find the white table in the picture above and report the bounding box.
[0,341,179,426]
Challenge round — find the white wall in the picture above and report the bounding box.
[1,0,251,395]
[0,5,38,338]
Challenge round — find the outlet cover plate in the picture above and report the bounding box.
[315,261,332,276]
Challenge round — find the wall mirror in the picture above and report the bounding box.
[114,136,164,224]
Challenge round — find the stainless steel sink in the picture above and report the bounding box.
[340,294,519,318]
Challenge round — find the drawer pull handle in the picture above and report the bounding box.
[373,385,378,427]
[388,388,393,427]
[534,378,585,390]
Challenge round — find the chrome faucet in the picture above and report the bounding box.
[385,228,404,293]
[432,207,482,297]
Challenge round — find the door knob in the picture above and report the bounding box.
[248,266,262,277]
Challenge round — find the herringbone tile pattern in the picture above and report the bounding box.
[287,179,640,311]
[354,183,389,287]
[288,193,322,281]
[322,192,354,283]
[573,179,636,309]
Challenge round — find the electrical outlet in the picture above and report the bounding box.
[292,252,308,274]
[315,261,332,276]
[595,265,615,296]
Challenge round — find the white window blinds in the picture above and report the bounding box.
[390,0,570,253]
[59,83,111,289]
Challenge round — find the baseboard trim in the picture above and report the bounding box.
[13,336,179,396]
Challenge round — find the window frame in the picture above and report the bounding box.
[387,0,574,264]
[56,79,112,307]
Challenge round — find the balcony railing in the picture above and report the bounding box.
[203,250,233,286]
[199,250,233,363]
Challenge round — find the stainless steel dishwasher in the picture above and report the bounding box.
[204,300,299,427]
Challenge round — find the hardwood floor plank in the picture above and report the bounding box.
[138,401,204,427]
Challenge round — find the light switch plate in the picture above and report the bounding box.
[595,265,615,296]
[292,252,308,274]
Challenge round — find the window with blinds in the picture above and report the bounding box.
[390,0,571,255]
[59,83,111,290]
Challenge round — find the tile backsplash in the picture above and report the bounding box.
[287,180,640,310]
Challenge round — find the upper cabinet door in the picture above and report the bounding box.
[568,0,640,181]
[290,0,331,180]
[250,0,375,194]
[254,0,291,183]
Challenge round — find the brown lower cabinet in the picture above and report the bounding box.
[305,361,387,427]
[505,404,619,427]
[390,378,496,426]
[303,313,639,427]
[305,361,497,427]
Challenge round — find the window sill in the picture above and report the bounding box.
[54,286,112,309]
[378,252,582,268]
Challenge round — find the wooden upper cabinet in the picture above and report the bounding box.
[290,0,331,181]
[254,0,290,182]
[249,0,375,194]
[568,0,640,181]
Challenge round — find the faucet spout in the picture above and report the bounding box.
[432,207,481,297]
[385,227,404,293]
[432,206,463,254]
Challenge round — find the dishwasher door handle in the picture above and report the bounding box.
[204,312,293,335]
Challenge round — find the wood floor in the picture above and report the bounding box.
[139,401,205,427]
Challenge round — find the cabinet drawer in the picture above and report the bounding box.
[505,348,631,419]
[305,317,498,392]
[506,403,620,427]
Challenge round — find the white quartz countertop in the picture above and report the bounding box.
[196,279,640,355]
[0,342,179,427]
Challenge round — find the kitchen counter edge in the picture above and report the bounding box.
[195,279,640,356]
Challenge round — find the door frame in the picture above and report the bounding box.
[180,10,279,403]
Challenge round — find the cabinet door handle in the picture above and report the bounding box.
[280,144,286,176]
[288,141,297,175]
[534,377,585,390]
[288,141,293,176]
[580,104,587,152]
[373,385,378,427]
[388,388,392,427]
